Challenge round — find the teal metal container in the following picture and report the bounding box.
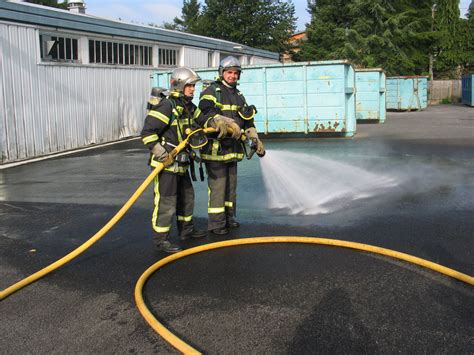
[461,74,474,106]
[355,69,386,123]
[152,60,356,136]
[386,76,428,111]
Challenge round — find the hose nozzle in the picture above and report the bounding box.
[242,137,258,160]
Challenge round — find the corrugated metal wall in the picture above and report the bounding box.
[0,22,152,164]
[183,47,209,68]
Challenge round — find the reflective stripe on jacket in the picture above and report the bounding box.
[197,80,255,163]
[140,93,198,172]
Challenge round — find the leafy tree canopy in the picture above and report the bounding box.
[163,0,202,33]
[295,0,471,78]
[165,0,297,54]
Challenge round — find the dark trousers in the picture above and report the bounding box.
[152,171,195,244]
[205,161,237,230]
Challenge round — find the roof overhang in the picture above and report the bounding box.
[0,1,279,60]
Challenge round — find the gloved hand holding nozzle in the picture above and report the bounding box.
[245,127,265,157]
[211,114,241,139]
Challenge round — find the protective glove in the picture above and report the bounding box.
[245,127,265,157]
[215,114,241,139]
[151,143,174,167]
[227,120,242,140]
[210,115,229,139]
[212,115,241,140]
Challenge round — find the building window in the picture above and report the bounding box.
[208,51,214,67]
[88,39,152,66]
[40,33,79,62]
[158,47,179,67]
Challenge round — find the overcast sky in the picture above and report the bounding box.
[79,0,471,31]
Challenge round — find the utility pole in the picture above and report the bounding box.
[429,3,437,80]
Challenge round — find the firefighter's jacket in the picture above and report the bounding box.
[197,80,256,163]
[141,93,198,174]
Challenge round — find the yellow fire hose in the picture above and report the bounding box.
[135,236,474,354]
[0,127,216,301]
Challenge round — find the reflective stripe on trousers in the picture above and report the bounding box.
[205,161,237,230]
[152,171,195,243]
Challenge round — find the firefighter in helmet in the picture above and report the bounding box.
[141,67,207,253]
[197,56,265,235]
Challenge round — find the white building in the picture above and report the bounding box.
[0,1,279,164]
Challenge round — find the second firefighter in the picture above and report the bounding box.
[197,56,265,235]
[141,67,207,253]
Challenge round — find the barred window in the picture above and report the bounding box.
[158,48,179,67]
[40,34,79,62]
[208,51,213,67]
[88,39,152,66]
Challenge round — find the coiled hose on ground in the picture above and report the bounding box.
[134,236,474,354]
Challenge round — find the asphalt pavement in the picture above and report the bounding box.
[1,104,473,353]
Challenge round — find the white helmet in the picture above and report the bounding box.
[170,67,201,93]
[218,56,241,78]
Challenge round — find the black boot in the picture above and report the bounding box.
[212,227,229,235]
[180,229,207,241]
[227,217,240,229]
[155,240,182,253]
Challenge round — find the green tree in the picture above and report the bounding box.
[432,0,460,76]
[390,1,434,76]
[468,0,474,19]
[163,0,202,32]
[294,0,352,62]
[169,0,296,54]
[295,0,433,75]
[456,1,474,73]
